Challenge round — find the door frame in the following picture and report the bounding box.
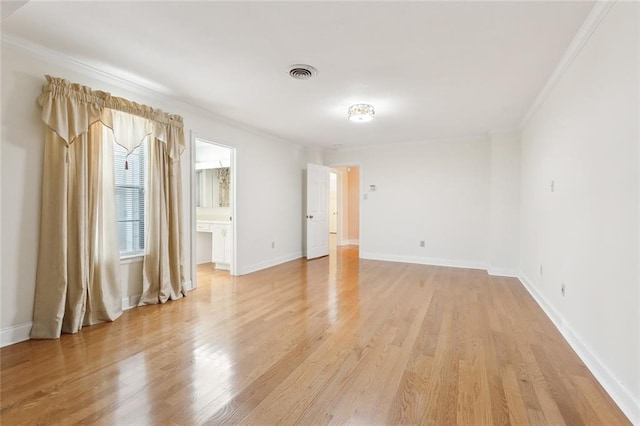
[190,132,238,290]
[329,168,345,246]
[329,170,338,236]
[327,162,363,251]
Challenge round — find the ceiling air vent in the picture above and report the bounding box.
[289,64,318,80]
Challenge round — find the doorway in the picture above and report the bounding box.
[330,166,360,252]
[192,137,236,288]
[305,164,360,260]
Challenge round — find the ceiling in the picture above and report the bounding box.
[2,1,595,148]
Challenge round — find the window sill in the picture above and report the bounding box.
[120,254,144,264]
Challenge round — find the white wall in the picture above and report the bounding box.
[232,131,307,274]
[520,2,639,421]
[2,49,48,344]
[1,43,307,345]
[325,137,497,269]
[488,132,521,276]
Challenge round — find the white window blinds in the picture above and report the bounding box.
[113,141,146,256]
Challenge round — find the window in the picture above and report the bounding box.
[113,141,146,256]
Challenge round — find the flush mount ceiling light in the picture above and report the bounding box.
[348,104,375,122]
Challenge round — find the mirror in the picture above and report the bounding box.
[196,167,230,208]
[196,169,214,208]
[196,140,231,211]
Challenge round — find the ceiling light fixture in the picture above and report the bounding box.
[348,104,375,122]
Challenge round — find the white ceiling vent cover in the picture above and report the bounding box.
[289,64,318,80]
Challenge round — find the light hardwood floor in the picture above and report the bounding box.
[1,245,630,425]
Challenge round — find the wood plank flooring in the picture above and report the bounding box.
[1,245,630,425]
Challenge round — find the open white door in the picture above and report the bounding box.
[306,163,330,259]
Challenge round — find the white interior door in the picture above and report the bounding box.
[306,163,330,259]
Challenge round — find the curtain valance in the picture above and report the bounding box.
[37,75,185,159]
[32,75,186,339]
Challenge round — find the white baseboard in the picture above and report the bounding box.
[360,252,487,271]
[360,252,520,278]
[519,274,639,425]
[487,267,520,277]
[1,322,32,347]
[237,252,302,276]
[122,294,141,310]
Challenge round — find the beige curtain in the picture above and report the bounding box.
[31,119,122,338]
[32,76,185,339]
[139,134,185,304]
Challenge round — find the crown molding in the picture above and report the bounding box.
[519,0,615,129]
[0,34,299,148]
[1,35,175,101]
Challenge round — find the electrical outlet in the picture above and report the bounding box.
[540,264,543,277]
[419,240,425,248]
[271,241,275,249]
[561,283,565,297]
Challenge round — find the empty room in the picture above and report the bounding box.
[1,1,638,424]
